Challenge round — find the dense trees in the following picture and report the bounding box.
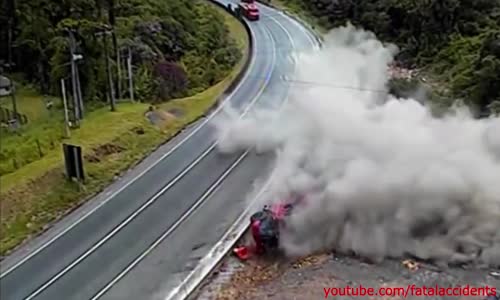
[0,0,241,104]
[279,0,500,115]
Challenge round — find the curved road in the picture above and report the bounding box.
[0,1,318,299]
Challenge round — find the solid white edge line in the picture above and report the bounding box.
[262,4,320,50]
[94,9,310,300]
[94,10,310,300]
[165,10,317,300]
[266,12,296,50]
[88,20,279,300]
[89,151,250,300]
[22,17,278,300]
[164,174,272,300]
[0,4,258,278]
[23,144,217,300]
[285,13,321,50]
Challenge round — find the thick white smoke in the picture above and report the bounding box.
[214,24,500,267]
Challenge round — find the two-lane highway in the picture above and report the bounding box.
[0,1,319,299]
[92,5,320,300]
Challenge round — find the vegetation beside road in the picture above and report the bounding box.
[0,1,249,257]
[267,0,500,115]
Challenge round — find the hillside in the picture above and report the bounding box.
[0,0,249,257]
[0,0,242,100]
[272,0,500,116]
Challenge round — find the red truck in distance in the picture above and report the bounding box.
[239,0,260,21]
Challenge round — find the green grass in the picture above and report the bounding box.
[0,85,61,122]
[0,4,249,257]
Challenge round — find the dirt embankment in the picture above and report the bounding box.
[197,248,500,300]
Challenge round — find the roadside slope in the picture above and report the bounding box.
[0,2,250,258]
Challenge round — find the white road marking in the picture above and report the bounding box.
[164,172,273,300]
[0,6,259,279]
[262,3,320,50]
[98,11,310,300]
[21,18,278,300]
[88,22,279,300]
[89,151,250,300]
[23,144,217,300]
[165,10,318,300]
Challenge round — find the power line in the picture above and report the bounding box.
[283,78,392,94]
[237,74,405,94]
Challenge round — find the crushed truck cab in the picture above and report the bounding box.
[233,194,305,260]
[250,195,303,254]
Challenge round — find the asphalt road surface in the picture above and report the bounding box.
[0,1,318,300]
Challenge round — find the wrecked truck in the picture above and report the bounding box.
[234,195,305,259]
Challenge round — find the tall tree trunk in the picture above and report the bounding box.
[38,49,50,94]
[7,0,16,67]
[106,0,121,98]
[95,0,102,20]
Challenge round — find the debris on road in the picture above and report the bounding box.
[387,63,418,80]
[215,258,284,300]
[490,271,500,278]
[292,254,329,269]
[233,246,251,260]
[402,259,420,271]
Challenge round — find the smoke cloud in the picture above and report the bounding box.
[213,24,500,268]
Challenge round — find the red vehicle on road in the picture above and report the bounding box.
[239,0,260,21]
[251,194,305,254]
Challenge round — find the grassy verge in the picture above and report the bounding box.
[0,85,61,122]
[0,5,249,257]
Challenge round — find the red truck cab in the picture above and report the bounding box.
[239,1,260,21]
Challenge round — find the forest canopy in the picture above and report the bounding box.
[0,0,242,103]
[278,0,500,115]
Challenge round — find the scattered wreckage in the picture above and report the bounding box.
[231,195,500,300]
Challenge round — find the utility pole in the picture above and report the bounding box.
[60,78,71,137]
[10,79,18,124]
[127,47,134,102]
[6,0,15,67]
[7,21,13,67]
[67,29,82,121]
[107,0,120,100]
[116,46,122,100]
[97,28,116,111]
[75,61,84,117]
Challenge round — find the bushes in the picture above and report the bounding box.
[432,30,500,113]
[4,0,242,105]
[280,0,500,113]
[153,61,188,101]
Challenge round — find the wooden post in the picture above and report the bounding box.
[127,47,134,102]
[36,139,43,157]
[61,78,71,137]
[10,80,18,124]
[117,46,122,99]
[103,32,116,111]
[67,30,81,121]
